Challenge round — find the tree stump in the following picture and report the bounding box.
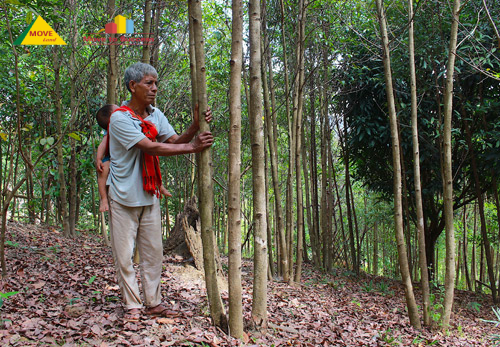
[164,196,221,273]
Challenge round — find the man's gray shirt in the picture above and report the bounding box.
[107,104,176,207]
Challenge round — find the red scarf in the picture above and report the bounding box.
[110,106,163,198]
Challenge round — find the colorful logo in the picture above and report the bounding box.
[105,15,134,34]
[14,16,66,45]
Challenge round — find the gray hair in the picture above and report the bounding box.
[124,62,158,92]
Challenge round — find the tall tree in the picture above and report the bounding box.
[408,0,430,326]
[441,0,460,329]
[279,0,292,283]
[249,0,268,329]
[141,0,152,63]
[293,0,307,283]
[52,47,71,237]
[188,0,227,330]
[375,0,421,329]
[106,0,117,105]
[227,0,244,338]
[262,0,288,281]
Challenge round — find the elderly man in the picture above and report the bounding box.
[107,62,213,321]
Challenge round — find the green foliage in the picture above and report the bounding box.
[429,282,445,326]
[361,280,374,293]
[468,301,481,313]
[0,291,18,309]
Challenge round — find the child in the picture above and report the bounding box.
[95,104,171,212]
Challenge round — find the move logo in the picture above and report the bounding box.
[14,16,66,46]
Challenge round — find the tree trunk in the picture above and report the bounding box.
[279,0,292,284]
[440,0,460,328]
[142,0,153,64]
[308,91,321,268]
[249,0,268,329]
[293,0,307,284]
[464,120,497,302]
[376,0,421,329]
[107,0,117,105]
[52,48,71,237]
[262,0,288,280]
[373,221,378,275]
[188,0,227,330]
[408,0,431,326]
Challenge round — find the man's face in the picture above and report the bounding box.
[130,74,158,105]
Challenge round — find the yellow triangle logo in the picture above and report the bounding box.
[14,16,66,45]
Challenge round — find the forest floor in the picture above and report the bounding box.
[0,221,497,346]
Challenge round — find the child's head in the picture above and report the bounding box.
[96,104,119,130]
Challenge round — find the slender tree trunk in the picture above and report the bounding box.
[150,1,164,69]
[463,207,472,290]
[464,120,497,302]
[2,9,26,275]
[188,0,227,330]
[293,0,307,283]
[344,146,357,273]
[262,0,288,280]
[68,7,78,237]
[408,0,431,326]
[376,0,421,329]
[440,0,461,328]
[309,92,321,268]
[373,221,378,275]
[228,13,245,327]
[320,86,329,271]
[107,0,117,105]
[249,0,268,329]
[279,0,292,283]
[52,48,71,237]
[142,0,152,64]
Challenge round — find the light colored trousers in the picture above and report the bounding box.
[109,199,163,310]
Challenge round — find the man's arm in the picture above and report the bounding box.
[135,131,214,156]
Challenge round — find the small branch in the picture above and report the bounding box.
[482,0,500,48]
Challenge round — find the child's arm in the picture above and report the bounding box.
[96,134,108,173]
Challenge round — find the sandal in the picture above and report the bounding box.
[145,304,173,317]
[123,308,141,322]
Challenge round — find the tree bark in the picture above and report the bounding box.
[440,0,460,329]
[142,0,153,64]
[262,0,288,281]
[227,0,244,337]
[52,48,71,237]
[293,0,307,283]
[188,0,227,330]
[249,0,268,329]
[376,0,421,329]
[107,0,117,105]
[408,0,431,326]
[279,0,292,283]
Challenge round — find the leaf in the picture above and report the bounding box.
[68,132,81,141]
[26,11,32,24]
[0,291,19,299]
[0,133,6,141]
[87,275,97,285]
